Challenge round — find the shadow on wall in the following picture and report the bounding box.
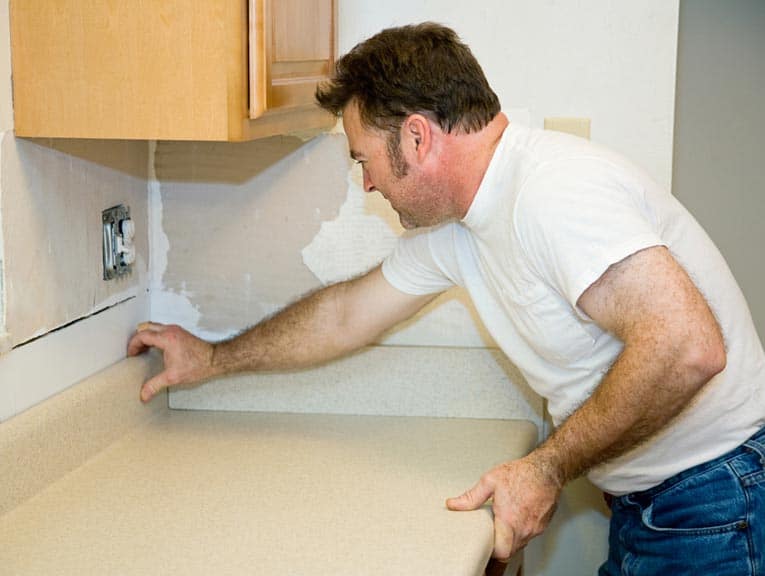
[18,134,309,185]
[23,137,149,180]
[154,136,308,185]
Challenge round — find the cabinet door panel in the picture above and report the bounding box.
[272,0,332,61]
[249,0,335,119]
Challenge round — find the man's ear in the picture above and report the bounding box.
[403,114,432,162]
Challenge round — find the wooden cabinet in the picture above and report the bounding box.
[9,0,336,141]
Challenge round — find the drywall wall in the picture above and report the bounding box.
[1,136,149,346]
[673,0,765,341]
[151,135,345,338]
[0,135,150,421]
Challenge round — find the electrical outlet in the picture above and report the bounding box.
[102,204,135,280]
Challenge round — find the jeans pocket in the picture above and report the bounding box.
[640,462,747,535]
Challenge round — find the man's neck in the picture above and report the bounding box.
[440,112,509,219]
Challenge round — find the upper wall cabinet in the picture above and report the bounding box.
[9,0,336,141]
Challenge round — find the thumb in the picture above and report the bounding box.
[446,477,494,511]
[140,372,170,403]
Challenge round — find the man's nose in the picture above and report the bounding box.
[363,170,376,193]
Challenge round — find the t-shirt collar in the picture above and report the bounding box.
[461,123,513,230]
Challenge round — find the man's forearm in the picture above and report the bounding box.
[210,281,362,376]
[527,340,724,488]
[530,246,728,488]
[208,266,436,378]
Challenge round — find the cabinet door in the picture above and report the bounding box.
[249,0,335,119]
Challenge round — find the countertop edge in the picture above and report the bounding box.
[0,354,165,515]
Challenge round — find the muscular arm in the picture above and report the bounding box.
[211,266,434,373]
[128,266,436,402]
[448,245,727,559]
[530,245,726,485]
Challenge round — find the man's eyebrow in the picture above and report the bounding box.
[349,150,362,161]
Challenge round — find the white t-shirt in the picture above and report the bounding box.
[382,122,765,494]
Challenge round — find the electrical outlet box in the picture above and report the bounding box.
[102,204,135,280]
[544,117,591,140]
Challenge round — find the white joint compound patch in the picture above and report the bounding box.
[147,141,206,336]
[147,141,167,296]
[301,165,400,285]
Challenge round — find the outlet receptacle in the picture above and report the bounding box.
[102,204,135,280]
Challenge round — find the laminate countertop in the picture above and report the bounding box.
[0,410,537,575]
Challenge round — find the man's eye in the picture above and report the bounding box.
[354,159,365,166]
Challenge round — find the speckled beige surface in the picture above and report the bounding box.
[170,345,544,428]
[0,355,164,516]
[0,410,537,576]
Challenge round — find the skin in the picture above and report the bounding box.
[342,100,506,230]
[128,99,727,564]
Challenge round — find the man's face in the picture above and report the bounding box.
[342,102,450,230]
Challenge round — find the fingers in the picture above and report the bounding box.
[127,321,170,356]
[128,322,171,403]
[447,475,516,561]
[140,372,170,403]
[127,327,165,357]
[446,477,493,511]
[492,521,514,561]
[448,459,561,562]
[136,321,167,333]
[128,322,213,403]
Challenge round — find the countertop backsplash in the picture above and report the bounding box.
[170,344,545,434]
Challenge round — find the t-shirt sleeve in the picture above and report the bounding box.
[381,228,456,295]
[515,159,667,307]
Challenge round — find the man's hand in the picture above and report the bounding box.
[127,322,216,403]
[446,455,560,561]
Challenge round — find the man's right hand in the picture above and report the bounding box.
[127,322,216,403]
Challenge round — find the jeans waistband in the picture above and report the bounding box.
[617,425,765,508]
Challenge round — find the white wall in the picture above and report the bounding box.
[339,0,679,189]
[673,0,765,342]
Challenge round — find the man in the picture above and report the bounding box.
[128,23,765,574]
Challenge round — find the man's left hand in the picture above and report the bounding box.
[446,456,561,561]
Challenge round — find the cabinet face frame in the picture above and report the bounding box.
[249,0,269,119]
[248,0,336,120]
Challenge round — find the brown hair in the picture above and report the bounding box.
[315,22,500,135]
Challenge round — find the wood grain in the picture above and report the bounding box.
[9,0,335,140]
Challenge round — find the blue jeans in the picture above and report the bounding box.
[599,426,765,575]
